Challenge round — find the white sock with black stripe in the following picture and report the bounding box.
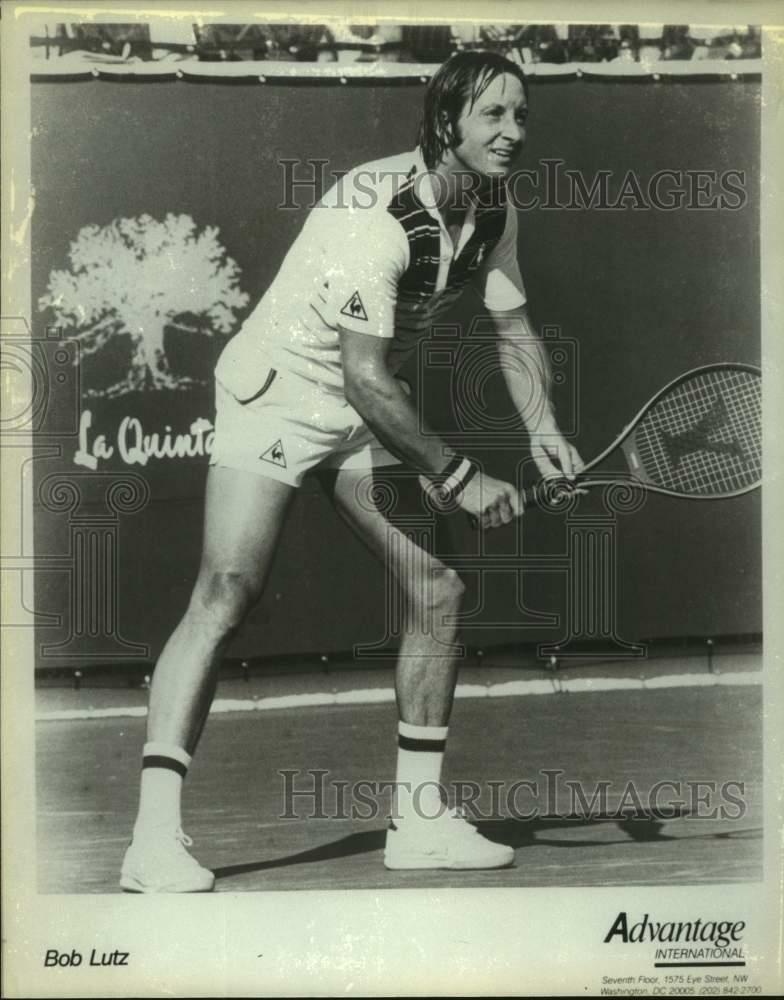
[393,721,449,823]
[133,742,191,840]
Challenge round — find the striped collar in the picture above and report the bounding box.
[407,147,481,256]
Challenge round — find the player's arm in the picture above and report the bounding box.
[340,329,521,527]
[340,329,447,473]
[476,202,582,480]
[491,303,583,480]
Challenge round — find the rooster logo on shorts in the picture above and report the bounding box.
[260,440,287,468]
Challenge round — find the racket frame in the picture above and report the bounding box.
[536,362,762,504]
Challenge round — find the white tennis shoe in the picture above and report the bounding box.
[120,828,215,893]
[384,807,515,871]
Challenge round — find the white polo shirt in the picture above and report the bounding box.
[217,147,526,395]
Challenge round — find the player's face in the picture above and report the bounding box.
[449,73,527,177]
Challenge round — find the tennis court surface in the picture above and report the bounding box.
[35,652,762,894]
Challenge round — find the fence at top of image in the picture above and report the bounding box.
[28,22,763,81]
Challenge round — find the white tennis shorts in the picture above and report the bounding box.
[209,349,401,487]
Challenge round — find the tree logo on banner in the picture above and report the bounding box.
[38,213,250,398]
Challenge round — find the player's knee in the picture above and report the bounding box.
[190,570,261,634]
[423,566,465,610]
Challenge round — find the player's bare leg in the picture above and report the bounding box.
[147,466,293,751]
[121,466,294,892]
[320,467,462,721]
[322,467,514,870]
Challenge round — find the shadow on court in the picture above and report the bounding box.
[36,683,763,892]
[212,812,763,887]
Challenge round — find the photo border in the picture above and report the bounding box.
[2,1,782,995]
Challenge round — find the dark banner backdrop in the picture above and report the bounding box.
[30,77,761,665]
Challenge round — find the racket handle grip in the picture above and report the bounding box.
[466,480,576,529]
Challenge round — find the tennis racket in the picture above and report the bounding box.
[524,362,762,508]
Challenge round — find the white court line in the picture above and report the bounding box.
[36,670,762,722]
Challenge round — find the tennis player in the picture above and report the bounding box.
[121,50,582,892]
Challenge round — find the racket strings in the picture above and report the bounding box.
[633,370,761,496]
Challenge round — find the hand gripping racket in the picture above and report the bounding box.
[528,362,761,508]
